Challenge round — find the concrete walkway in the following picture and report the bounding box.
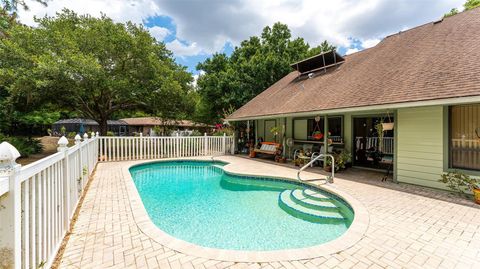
[57,156,480,269]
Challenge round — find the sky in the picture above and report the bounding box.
[18,0,465,75]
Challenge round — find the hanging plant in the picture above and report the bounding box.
[270,126,280,136]
[382,122,394,131]
[312,131,323,140]
[375,121,384,152]
[382,111,394,131]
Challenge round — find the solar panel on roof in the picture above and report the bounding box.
[290,50,345,75]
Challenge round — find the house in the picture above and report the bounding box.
[120,117,212,136]
[227,9,480,189]
[52,118,128,136]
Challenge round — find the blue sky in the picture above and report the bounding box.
[20,0,465,75]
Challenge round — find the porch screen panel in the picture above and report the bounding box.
[450,104,480,170]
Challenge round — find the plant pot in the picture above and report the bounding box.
[249,150,256,158]
[324,166,332,172]
[279,158,286,163]
[473,188,480,204]
[382,122,394,131]
[312,133,323,140]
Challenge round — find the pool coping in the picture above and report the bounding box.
[121,157,370,262]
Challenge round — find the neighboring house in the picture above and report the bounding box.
[227,9,480,189]
[120,117,212,136]
[52,118,128,136]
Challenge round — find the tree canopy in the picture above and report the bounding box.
[444,0,480,17]
[195,22,335,124]
[0,9,194,134]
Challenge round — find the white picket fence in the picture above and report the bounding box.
[98,134,234,161]
[0,134,234,269]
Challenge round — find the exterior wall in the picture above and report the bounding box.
[396,106,446,189]
[343,114,353,154]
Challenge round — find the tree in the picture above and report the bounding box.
[1,0,48,37]
[464,0,480,10]
[444,0,480,18]
[0,10,193,134]
[195,22,335,123]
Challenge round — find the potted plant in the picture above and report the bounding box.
[439,171,480,204]
[270,126,280,137]
[312,131,323,140]
[324,157,334,172]
[336,151,352,171]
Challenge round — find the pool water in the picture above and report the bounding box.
[130,161,353,251]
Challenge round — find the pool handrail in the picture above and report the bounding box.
[297,154,334,183]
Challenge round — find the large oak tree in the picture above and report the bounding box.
[0,10,194,134]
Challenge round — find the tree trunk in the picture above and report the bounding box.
[99,118,108,135]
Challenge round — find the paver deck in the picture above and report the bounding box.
[57,156,480,269]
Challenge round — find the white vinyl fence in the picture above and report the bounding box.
[98,134,234,161]
[0,133,234,269]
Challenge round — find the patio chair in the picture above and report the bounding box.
[310,145,334,167]
[293,144,314,166]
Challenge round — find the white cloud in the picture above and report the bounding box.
[19,0,465,58]
[361,38,381,49]
[148,26,170,41]
[19,0,160,26]
[166,39,204,57]
[346,48,359,55]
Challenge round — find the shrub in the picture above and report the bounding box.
[439,171,479,194]
[60,125,66,135]
[0,134,43,157]
[67,132,77,139]
[106,131,115,136]
[189,130,202,136]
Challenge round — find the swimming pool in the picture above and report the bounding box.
[130,161,354,251]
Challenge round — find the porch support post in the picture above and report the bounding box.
[246,120,250,141]
[255,120,258,144]
[324,115,329,168]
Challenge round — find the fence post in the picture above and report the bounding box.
[58,137,71,225]
[0,141,22,269]
[139,133,143,159]
[231,134,235,155]
[222,133,226,154]
[176,133,179,157]
[83,133,89,172]
[204,133,208,156]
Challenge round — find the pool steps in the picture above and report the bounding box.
[278,189,345,221]
[303,189,330,201]
[215,169,348,222]
[290,190,338,210]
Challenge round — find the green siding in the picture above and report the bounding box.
[397,106,446,189]
[343,113,353,154]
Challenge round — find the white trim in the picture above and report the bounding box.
[228,95,480,121]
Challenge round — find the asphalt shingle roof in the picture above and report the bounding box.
[229,8,480,120]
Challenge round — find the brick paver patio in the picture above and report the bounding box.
[57,156,480,269]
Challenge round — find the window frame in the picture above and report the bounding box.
[447,104,480,173]
[292,115,344,141]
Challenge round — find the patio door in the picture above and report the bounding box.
[353,116,394,170]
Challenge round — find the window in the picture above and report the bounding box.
[449,104,480,171]
[293,116,342,142]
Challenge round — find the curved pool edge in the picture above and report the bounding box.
[122,157,370,262]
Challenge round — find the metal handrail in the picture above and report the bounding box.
[297,153,334,183]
